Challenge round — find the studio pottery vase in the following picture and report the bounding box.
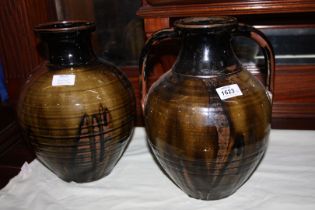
[140,17,274,200]
[17,21,136,182]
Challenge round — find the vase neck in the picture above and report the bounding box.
[42,31,96,67]
[173,30,241,76]
[34,21,97,67]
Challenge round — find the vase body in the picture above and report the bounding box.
[17,21,136,182]
[141,17,273,200]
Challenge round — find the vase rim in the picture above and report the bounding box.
[174,16,237,29]
[34,20,96,33]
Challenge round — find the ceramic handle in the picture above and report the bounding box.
[139,28,177,111]
[236,24,275,94]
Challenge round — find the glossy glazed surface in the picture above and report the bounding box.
[17,21,136,182]
[141,17,273,200]
[145,70,271,200]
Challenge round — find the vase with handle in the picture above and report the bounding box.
[140,16,274,200]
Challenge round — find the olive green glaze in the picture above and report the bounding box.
[17,21,135,182]
[141,17,274,200]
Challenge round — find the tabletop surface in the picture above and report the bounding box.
[0,127,315,210]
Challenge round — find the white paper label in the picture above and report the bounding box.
[216,84,243,100]
[52,75,75,86]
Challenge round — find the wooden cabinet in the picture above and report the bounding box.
[0,0,56,104]
[139,0,315,17]
[0,0,55,187]
[137,0,315,129]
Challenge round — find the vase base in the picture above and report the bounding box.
[59,170,112,183]
[187,190,236,200]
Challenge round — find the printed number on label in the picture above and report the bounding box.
[216,84,243,100]
[52,75,76,86]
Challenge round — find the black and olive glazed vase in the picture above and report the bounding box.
[140,17,274,200]
[17,21,136,182]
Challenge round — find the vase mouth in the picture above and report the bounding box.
[34,20,96,33]
[174,16,237,29]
